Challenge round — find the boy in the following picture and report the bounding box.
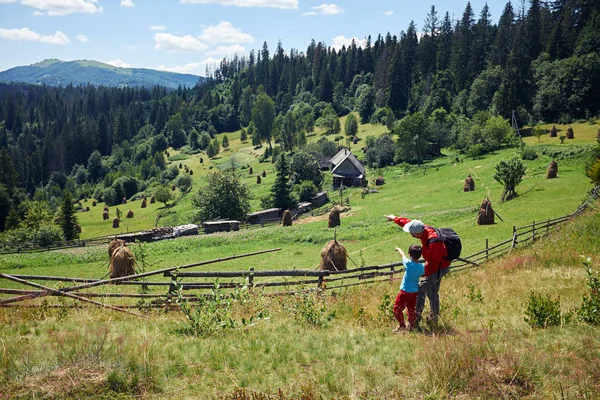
[392,244,425,332]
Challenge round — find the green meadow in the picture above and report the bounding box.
[0,120,599,399]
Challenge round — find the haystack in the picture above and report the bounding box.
[547,160,558,179]
[550,125,557,137]
[249,166,253,175]
[75,224,82,234]
[171,184,176,191]
[141,198,147,208]
[189,170,193,175]
[122,197,127,204]
[566,126,574,139]
[112,217,120,228]
[257,175,262,184]
[200,157,203,164]
[150,195,156,204]
[104,205,109,212]
[92,201,97,207]
[319,240,348,271]
[463,175,475,192]
[179,163,182,169]
[108,238,126,258]
[126,209,134,218]
[262,170,267,178]
[102,210,109,220]
[85,206,90,212]
[476,197,495,225]
[328,206,341,228]
[109,245,135,279]
[281,210,293,226]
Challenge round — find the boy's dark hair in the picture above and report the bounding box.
[408,245,422,260]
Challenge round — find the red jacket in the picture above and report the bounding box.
[394,217,450,276]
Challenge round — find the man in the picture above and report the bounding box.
[385,215,451,328]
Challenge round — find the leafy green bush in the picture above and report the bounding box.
[520,147,538,160]
[295,180,318,202]
[577,258,600,325]
[524,292,565,328]
[289,293,335,327]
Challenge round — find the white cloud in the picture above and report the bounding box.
[384,10,393,16]
[154,32,208,52]
[206,44,245,57]
[157,57,218,75]
[105,59,132,68]
[199,21,253,44]
[302,11,316,16]
[14,0,103,16]
[124,45,136,51]
[180,0,298,9]
[0,27,70,45]
[149,25,166,31]
[76,34,88,42]
[120,0,135,7]
[309,3,344,15]
[331,35,367,51]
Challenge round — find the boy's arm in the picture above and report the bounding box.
[395,246,406,259]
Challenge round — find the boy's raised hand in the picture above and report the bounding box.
[395,246,406,258]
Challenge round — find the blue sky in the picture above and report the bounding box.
[0,0,508,76]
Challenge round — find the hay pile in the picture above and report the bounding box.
[463,175,475,192]
[112,217,120,228]
[150,195,156,204]
[547,160,558,179]
[85,206,90,212]
[249,167,253,175]
[109,242,136,279]
[319,240,348,271]
[179,163,183,169]
[103,205,109,212]
[141,198,147,208]
[281,210,293,226]
[262,170,267,178]
[256,175,261,184]
[92,201,97,207]
[108,238,126,258]
[189,170,194,175]
[102,210,109,220]
[200,157,203,164]
[126,210,134,218]
[171,184,176,191]
[550,125,558,137]
[566,126,574,139]
[476,197,495,225]
[328,206,341,228]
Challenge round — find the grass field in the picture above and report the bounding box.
[0,120,599,398]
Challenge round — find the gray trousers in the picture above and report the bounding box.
[415,267,449,326]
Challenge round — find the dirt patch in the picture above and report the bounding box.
[296,212,353,225]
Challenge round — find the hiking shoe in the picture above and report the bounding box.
[392,326,405,333]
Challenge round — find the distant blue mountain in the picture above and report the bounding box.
[0,59,204,89]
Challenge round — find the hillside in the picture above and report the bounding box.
[0,59,203,89]
[0,189,598,398]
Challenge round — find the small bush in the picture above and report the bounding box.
[577,258,600,325]
[524,292,566,328]
[288,293,335,328]
[520,147,538,160]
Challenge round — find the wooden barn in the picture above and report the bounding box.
[202,220,240,234]
[329,148,367,188]
[246,208,283,225]
[310,192,329,207]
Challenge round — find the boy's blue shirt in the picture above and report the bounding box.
[400,257,425,293]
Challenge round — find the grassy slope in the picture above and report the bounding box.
[1,202,599,399]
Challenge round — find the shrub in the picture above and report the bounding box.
[520,147,538,160]
[524,292,565,328]
[577,258,600,325]
[295,180,318,202]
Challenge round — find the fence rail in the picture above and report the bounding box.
[0,186,598,309]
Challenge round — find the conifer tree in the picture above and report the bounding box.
[59,192,79,240]
[270,153,296,210]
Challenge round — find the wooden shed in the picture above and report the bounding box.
[246,208,282,224]
[203,220,240,234]
[329,148,367,188]
[311,192,329,208]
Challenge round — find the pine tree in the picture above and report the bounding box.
[491,2,515,67]
[59,192,79,240]
[270,153,296,210]
[222,135,229,149]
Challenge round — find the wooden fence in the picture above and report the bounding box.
[0,186,598,310]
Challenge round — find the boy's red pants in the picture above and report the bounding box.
[393,290,418,328]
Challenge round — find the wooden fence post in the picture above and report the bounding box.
[317,273,324,290]
[511,226,517,249]
[485,239,489,260]
[389,264,395,283]
[248,268,254,287]
[532,221,536,241]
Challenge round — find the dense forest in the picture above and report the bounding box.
[1,0,600,236]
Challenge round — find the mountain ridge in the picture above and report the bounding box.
[0,59,203,89]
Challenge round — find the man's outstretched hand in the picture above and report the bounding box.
[385,215,396,221]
